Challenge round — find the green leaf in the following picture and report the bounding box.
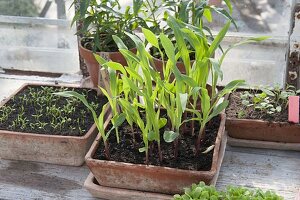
[112,113,126,128]
[139,147,147,152]
[208,21,231,57]
[209,58,223,80]
[103,61,127,75]
[261,88,275,97]
[208,100,229,121]
[142,28,159,48]
[94,54,108,65]
[203,8,212,22]
[112,35,128,50]
[179,93,188,112]
[201,88,210,117]
[159,33,175,62]
[163,131,179,143]
[158,118,167,129]
[148,131,156,141]
[133,0,143,15]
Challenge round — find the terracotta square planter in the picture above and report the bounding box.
[0,83,103,166]
[226,92,300,150]
[85,113,226,195]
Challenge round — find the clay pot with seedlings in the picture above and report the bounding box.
[148,0,236,79]
[226,85,300,149]
[72,0,142,87]
[57,15,267,197]
[0,83,107,166]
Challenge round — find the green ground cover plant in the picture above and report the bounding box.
[173,182,283,200]
[238,85,300,118]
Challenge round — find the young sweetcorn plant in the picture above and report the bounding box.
[109,32,167,163]
[163,16,266,154]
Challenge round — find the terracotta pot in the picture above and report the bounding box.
[85,113,226,194]
[0,83,103,166]
[79,38,136,87]
[225,92,300,143]
[226,118,300,143]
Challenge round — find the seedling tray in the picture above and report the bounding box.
[0,83,104,166]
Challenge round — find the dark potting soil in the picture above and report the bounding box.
[0,85,107,136]
[93,115,220,171]
[226,91,288,122]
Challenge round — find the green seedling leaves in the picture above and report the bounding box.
[148,131,156,141]
[112,35,128,50]
[139,147,147,153]
[142,28,159,48]
[158,118,167,129]
[208,100,228,122]
[159,33,175,63]
[163,131,179,143]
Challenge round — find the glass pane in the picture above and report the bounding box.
[0,0,79,74]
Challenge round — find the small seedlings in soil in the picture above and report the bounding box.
[0,85,106,136]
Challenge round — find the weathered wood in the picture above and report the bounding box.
[0,159,97,199]
[216,146,300,200]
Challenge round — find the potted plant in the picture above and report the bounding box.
[147,0,236,78]
[0,83,107,166]
[73,0,143,86]
[226,85,300,150]
[57,15,248,196]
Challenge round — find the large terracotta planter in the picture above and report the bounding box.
[85,113,226,195]
[0,83,102,166]
[79,38,136,87]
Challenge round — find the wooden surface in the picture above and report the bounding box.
[1,145,299,199]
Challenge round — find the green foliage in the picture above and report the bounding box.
[72,0,144,52]
[241,85,300,116]
[173,182,283,200]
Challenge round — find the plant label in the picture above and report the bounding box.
[288,96,299,123]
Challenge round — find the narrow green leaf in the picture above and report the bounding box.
[203,8,212,22]
[139,147,147,152]
[112,35,128,50]
[208,100,229,121]
[158,118,167,129]
[159,33,175,62]
[142,28,159,48]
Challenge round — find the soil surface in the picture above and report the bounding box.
[93,114,221,171]
[226,91,288,122]
[0,85,107,136]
